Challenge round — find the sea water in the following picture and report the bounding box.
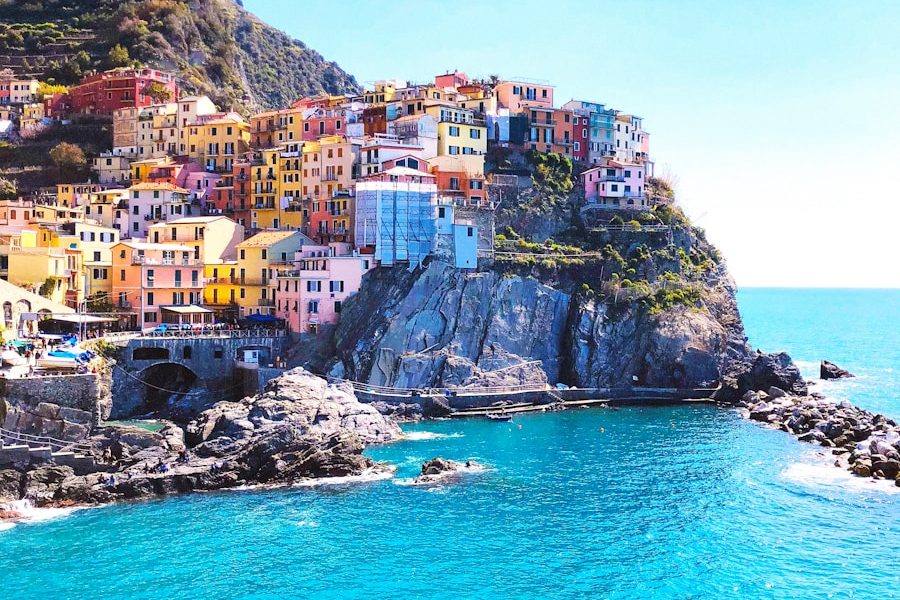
[1,289,898,599]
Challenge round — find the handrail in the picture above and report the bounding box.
[138,328,287,339]
[327,376,550,396]
[0,427,93,454]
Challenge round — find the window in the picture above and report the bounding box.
[307,280,322,292]
[308,300,319,314]
[147,292,154,305]
[183,346,192,360]
[213,347,223,359]
[448,126,460,137]
[469,129,481,139]
[449,146,459,155]
[120,269,126,281]
[467,227,474,237]
[335,301,342,313]
[261,249,267,260]
[329,280,344,293]
[438,207,446,218]
[240,249,245,260]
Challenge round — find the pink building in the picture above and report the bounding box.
[581,161,649,210]
[301,106,348,141]
[275,242,372,335]
[183,170,222,207]
[111,241,206,328]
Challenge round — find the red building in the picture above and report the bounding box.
[572,114,589,162]
[362,105,387,136]
[68,68,179,116]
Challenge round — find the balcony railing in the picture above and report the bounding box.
[133,256,202,266]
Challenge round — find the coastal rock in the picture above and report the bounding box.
[821,360,854,380]
[411,457,476,485]
[20,368,401,508]
[421,396,453,418]
[370,402,423,421]
[22,466,74,504]
[736,352,808,397]
[0,469,23,502]
[333,259,750,394]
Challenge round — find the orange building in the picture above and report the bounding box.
[111,241,206,328]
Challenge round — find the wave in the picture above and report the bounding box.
[402,431,464,441]
[0,499,83,531]
[781,461,899,495]
[291,467,395,488]
[394,462,490,487]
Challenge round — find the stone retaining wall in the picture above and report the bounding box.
[0,373,109,441]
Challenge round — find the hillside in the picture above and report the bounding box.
[0,0,360,112]
[325,151,752,395]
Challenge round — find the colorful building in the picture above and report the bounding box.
[127,182,192,239]
[111,241,205,328]
[581,161,649,209]
[186,113,251,173]
[69,68,179,116]
[493,80,554,112]
[275,242,372,335]
[208,230,314,317]
[426,105,487,158]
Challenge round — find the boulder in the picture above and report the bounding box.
[22,466,74,505]
[0,469,23,502]
[421,457,457,476]
[421,396,453,419]
[820,360,854,380]
[737,351,808,397]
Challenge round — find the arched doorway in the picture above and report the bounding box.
[133,362,199,420]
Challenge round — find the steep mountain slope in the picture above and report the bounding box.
[0,0,359,111]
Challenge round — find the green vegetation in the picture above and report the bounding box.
[0,0,359,112]
[0,177,16,200]
[49,141,86,174]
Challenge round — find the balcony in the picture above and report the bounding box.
[600,176,626,183]
[253,201,276,210]
[133,256,202,266]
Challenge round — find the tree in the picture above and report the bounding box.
[49,142,87,175]
[0,177,16,200]
[107,43,130,68]
[36,81,68,99]
[146,82,173,103]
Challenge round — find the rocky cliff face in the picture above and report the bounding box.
[331,256,751,392]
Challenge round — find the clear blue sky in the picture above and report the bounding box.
[244,0,900,287]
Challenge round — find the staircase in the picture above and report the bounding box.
[0,428,96,474]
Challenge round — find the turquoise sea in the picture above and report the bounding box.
[2,289,899,599]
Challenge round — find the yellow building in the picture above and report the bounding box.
[31,204,85,225]
[249,106,305,148]
[208,230,312,317]
[425,106,487,158]
[186,113,251,173]
[6,245,79,306]
[146,216,243,264]
[56,183,104,207]
[247,147,304,232]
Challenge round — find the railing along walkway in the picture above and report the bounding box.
[0,427,93,454]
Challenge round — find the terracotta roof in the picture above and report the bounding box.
[238,230,304,248]
[130,182,189,193]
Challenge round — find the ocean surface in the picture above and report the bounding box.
[2,288,899,599]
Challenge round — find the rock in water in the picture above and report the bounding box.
[820,360,855,380]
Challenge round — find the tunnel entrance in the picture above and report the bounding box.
[135,362,199,420]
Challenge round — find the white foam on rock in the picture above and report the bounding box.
[781,458,900,494]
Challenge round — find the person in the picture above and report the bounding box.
[177,449,188,464]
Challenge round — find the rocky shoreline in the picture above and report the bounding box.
[0,369,401,516]
[737,387,900,486]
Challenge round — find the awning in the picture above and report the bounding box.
[160,305,213,314]
[46,314,117,324]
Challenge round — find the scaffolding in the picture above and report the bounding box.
[355,180,437,268]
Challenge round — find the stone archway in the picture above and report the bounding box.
[129,362,200,421]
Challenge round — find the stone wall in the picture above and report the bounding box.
[0,373,106,442]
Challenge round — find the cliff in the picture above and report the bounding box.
[330,201,754,394]
[0,0,359,111]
